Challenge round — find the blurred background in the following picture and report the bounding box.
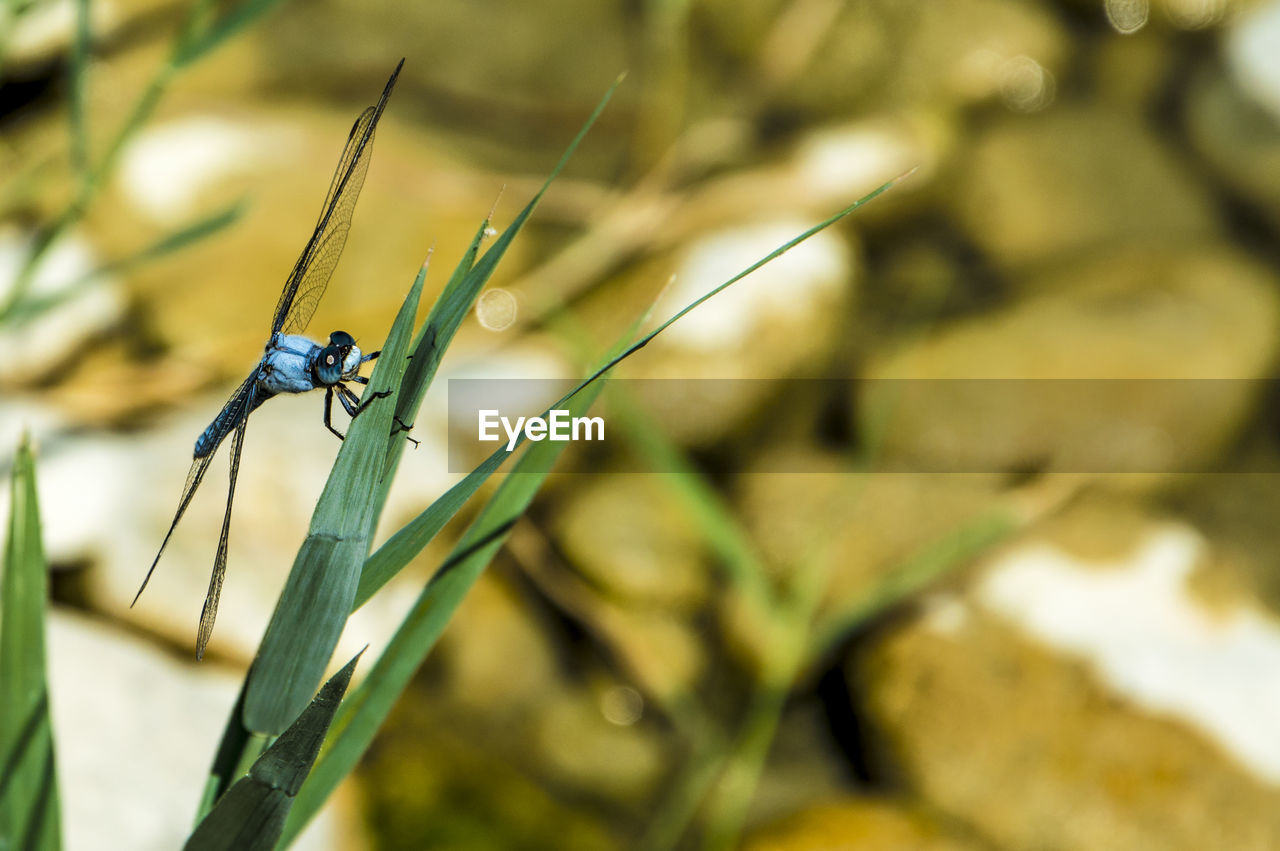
[5,0,1280,848]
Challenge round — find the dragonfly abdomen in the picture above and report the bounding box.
[193,377,272,458]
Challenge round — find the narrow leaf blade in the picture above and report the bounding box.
[185,651,362,851]
[368,75,623,521]
[0,436,62,851]
[174,0,289,67]
[282,381,606,845]
[242,269,423,734]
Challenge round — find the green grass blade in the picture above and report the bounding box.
[812,508,1017,654]
[368,76,624,521]
[185,651,362,851]
[0,436,61,851]
[610,389,771,604]
[173,0,289,68]
[372,218,488,514]
[280,381,606,846]
[354,443,504,611]
[354,78,622,601]
[102,199,247,274]
[242,269,424,735]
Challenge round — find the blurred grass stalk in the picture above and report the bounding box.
[0,436,61,851]
[612,384,1021,850]
[0,0,286,325]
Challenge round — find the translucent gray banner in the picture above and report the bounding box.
[446,378,1272,474]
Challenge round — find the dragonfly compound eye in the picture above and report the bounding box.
[315,345,345,385]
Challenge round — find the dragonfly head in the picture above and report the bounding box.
[315,330,364,385]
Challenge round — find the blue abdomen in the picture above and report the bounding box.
[192,372,272,458]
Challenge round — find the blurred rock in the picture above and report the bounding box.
[725,448,1005,667]
[1166,440,1280,610]
[544,477,710,699]
[744,798,982,851]
[436,565,564,711]
[552,476,709,609]
[861,245,1280,479]
[744,700,871,831]
[949,105,1217,269]
[532,687,666,802]
[1226,0,1280,121]
[1094,27,1175,108]
[698,0,1067,117]
[3,0,117,69]
[670,114,946,234]
[1186,66,1280,233]
[446,574,667,804]
[45,608,348,851]
[356,570,665,849]
[626,219,857,445]
[855,499,1280,850]
[0,227,127,386]
[248,0,632,174]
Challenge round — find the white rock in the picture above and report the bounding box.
[119,118,291,223]
[979,525,1280,784]
[0,228,125,383]
[46,609,343,850]
[657,221,851,354]
[1227,0,1280,120]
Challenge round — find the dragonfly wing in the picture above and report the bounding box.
[277,214,351,339]
[132,453,215,605]
[271,60,403,337]
[196,386,254,660]
[133,371,257,605]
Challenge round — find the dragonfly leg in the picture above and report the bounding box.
[333,381,419,446]
[336,383,360,417]
[344,381,390,415]
[351,375,369,385]
[360,349,381,365]
[392,416,420,448]
[323,386,347,440]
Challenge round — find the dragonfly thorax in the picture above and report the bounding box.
[313,330,364,386]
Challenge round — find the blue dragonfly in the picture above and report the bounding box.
[134,60,404,659]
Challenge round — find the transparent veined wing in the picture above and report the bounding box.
[271,60,403,337]
[196,394,253,660]
[132,370,258,606]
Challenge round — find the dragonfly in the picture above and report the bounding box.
[134,59,405,660]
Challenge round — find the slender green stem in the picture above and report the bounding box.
[0,0,226,323]
[70,0,92,186]
[699,683,790,851]
[700,529,832,850]
[638,722,729,851]
[1,58,173,321]
[230,733,272,781]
